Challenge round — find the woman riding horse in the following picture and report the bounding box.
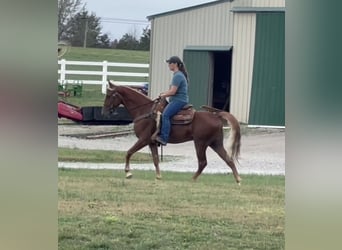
[156,56,189,146]
[102,81,242,184]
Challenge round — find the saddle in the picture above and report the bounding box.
[171,104,195,125]
[151,103,195,142]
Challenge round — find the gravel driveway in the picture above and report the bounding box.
[58,123,285,175]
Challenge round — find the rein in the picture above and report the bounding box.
[112,92,154,111]
[129,99,156,112]
[133,98,162,123]
[112,91,160,123]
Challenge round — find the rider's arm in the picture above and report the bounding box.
[160,85,178,97]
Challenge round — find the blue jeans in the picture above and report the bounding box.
[160,100,187,143]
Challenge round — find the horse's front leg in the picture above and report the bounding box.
[149,143,161,180]
[125,139,149,179]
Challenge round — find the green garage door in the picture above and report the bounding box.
[183,50,212,109]
[249,12,285,126]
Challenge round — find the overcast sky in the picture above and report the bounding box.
[83,0,215,40]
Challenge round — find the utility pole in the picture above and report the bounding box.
[82,17,88,48]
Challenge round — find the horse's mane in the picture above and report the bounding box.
[117,85,152,102]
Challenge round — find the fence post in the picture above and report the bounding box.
[102,60,108,94]
[60,59,66,83]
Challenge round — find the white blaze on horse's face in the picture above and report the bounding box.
[102,88,121,115]
[110,92,122,108]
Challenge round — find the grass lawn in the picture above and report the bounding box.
[58,48,284,249]
[59,169,284,250]
[58,147,179,163]
[61,46,150,63]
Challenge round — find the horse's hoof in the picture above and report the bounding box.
[155,175,162,180]
[126,172,133,179]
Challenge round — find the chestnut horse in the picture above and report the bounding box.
[102,81,242,184]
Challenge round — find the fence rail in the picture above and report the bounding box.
[58,59,149,94]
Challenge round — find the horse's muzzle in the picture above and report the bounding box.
[101,107,117,117]
[101,107,110,117]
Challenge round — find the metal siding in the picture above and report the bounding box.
[149,0,285,116]
[234,0,285,7]
[230,13,256,123]
[149,1,234,99]
[248,12,285,126]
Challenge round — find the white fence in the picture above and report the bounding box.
[58,59,149,94]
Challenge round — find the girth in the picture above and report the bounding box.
[133,112,155,123]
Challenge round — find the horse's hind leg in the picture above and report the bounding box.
[149,143,162,180]
[192,142,208,181]
[211,145,241,184]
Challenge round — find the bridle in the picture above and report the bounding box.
[107,92,122,114]
[108,91,163,122]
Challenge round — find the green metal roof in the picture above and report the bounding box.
[147,0,234,20]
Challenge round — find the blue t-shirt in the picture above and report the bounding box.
[169,71,189,103]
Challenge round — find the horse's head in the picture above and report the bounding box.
[101,81,123,116]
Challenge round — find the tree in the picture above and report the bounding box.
[65,10,103,48]
[138,26,151,51]
[58,1,149,50]
[111,39,119,49]
[58,0,83,41]
[116,33,139,50]
[115,26,151,51]
[98,34,111,48]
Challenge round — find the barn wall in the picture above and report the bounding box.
[148,0,285,125]
[235,0,285,7]
[248,12,285,126]
[149,1,234,99]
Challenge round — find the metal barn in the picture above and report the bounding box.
[147,0,285,126]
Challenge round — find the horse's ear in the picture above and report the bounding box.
[108,80,116,88]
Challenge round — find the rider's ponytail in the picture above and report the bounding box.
[178,62,189,83]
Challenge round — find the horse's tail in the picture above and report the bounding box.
[218,112,241,162]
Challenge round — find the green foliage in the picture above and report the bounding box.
[115,26,151,51]
[58,0,83,41]
[116,33,139,50]
[98,33,111,48]
[66,10,103,48]
[59,169,285,249]
[58,1,109,48]
[138,26,151,51]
